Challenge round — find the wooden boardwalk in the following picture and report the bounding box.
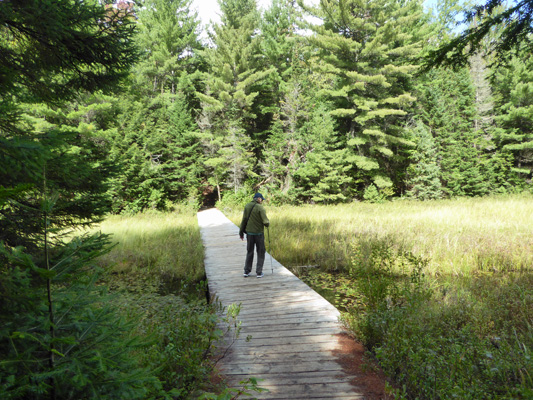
[197,209,365,399]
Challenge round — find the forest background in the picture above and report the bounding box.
[9,0,529,213]
[1,0,532,398]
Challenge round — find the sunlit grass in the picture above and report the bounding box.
[226,194,533,275]
[92,210,205,283]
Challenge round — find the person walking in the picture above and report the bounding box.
[239,193,269,278]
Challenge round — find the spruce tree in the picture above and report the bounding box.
[258,0,321,200]
[293,104,354,203]
[406,121,444,200]
[106,0,204,210]
[0,0,137,246]
[0,1,148,398]
[414,65,514,196]
[491,50,533,184]
[263,80,310,196]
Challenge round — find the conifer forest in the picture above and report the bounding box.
[3,0,532,212]
[1,0,532,399]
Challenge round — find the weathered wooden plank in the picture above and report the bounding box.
[235,303,338,317]
[198,208,363,399]
[215,340,344,355]
[223,370,355,385]
[241,313,339,326]
[215,310,338,325]
[222,350,346,365]
[214,287,325,301]
[248,382,361,395]
[214,335,335,349]
[219,360,347,375]
[215,298,337,313]
[239,320,341,333]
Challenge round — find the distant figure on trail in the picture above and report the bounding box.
[239,193,270,278]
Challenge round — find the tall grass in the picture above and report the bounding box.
[93,210,205,286]
[227,194,533,275]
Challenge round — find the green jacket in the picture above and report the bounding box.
[239,200,269,235]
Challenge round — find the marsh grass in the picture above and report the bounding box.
[227,194,533,276]
[92,210,205,292]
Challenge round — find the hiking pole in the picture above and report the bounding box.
[267,226,273,275]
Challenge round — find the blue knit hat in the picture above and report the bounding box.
[253,192,265,200]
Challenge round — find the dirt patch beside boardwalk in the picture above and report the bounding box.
[333,332,393,400]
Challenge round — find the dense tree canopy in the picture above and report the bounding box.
[105,0,530,206]
[2,0,533,210]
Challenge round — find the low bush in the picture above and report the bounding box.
[111,281,221,398]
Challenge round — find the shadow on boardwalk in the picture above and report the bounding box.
[198,208,389,400]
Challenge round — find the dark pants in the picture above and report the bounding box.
[244,234,265,275]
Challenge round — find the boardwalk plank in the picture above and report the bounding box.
[198,209,364,400]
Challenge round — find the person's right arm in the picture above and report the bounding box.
[260,206,269,227]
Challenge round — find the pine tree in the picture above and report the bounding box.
[197,0,274,193]
[305,0,424,197]
[260,0,304,84]
[134,0,202,96]
[425,0,533,68]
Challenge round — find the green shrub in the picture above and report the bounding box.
[375,286,533,399]
[216,188,254,212]
[341,236,430,349]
